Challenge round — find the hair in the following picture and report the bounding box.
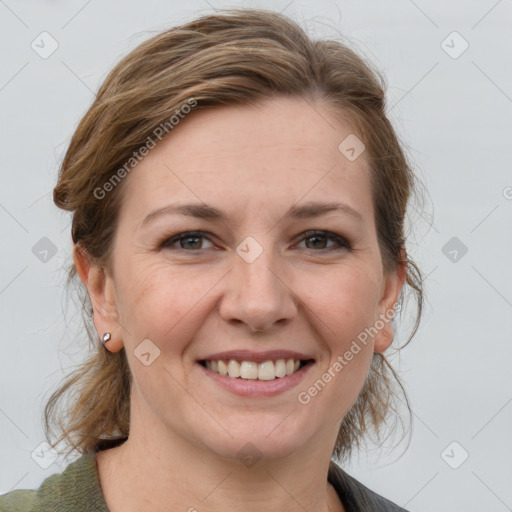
[44,7,424,465]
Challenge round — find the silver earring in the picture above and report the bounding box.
[101,332,111,348]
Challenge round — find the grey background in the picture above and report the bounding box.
[1,1,511,511]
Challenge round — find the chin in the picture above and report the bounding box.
[191,414,311,463]
[210,436,302,464]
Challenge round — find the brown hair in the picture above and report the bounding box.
[44,8,424,464]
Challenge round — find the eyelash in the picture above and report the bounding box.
[159,230,351,253]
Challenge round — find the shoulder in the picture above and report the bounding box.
[328,461,409,512]
[0,450,108,512]
[0,489,36,511]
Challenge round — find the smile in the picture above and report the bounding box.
[197,357,315,398]
[199,358,312,381]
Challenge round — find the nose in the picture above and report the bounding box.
[219,246,297,333]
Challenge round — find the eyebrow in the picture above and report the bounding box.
[141,201,364,227]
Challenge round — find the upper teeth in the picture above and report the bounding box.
[205,359,301,380]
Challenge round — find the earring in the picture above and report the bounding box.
[101,332,111,348]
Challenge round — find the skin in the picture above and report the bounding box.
[74,95,406,512]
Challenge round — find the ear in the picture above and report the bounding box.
[373,247,407,353]
[73,244,124,352]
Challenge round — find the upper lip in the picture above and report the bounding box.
[198,350,315,364]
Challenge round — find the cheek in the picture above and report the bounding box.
[308,263,381,336]
[114,258,218,345]
[305,266,380,390]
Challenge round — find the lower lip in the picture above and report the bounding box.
[197,361,314,398]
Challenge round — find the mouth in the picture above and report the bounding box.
[197,358,315,381]
[197,357,315,398]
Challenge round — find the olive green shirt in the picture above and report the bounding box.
[0,438,409,511]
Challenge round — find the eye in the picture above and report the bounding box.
[160,231,215,251]
[295,230,351,252]
[159,230,351,253]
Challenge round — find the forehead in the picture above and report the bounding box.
[118,96,374,226]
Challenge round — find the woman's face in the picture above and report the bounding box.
[85,96,404,462]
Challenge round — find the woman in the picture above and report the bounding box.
[0,8,422,512]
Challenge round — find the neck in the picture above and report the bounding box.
[96,423,345,512]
